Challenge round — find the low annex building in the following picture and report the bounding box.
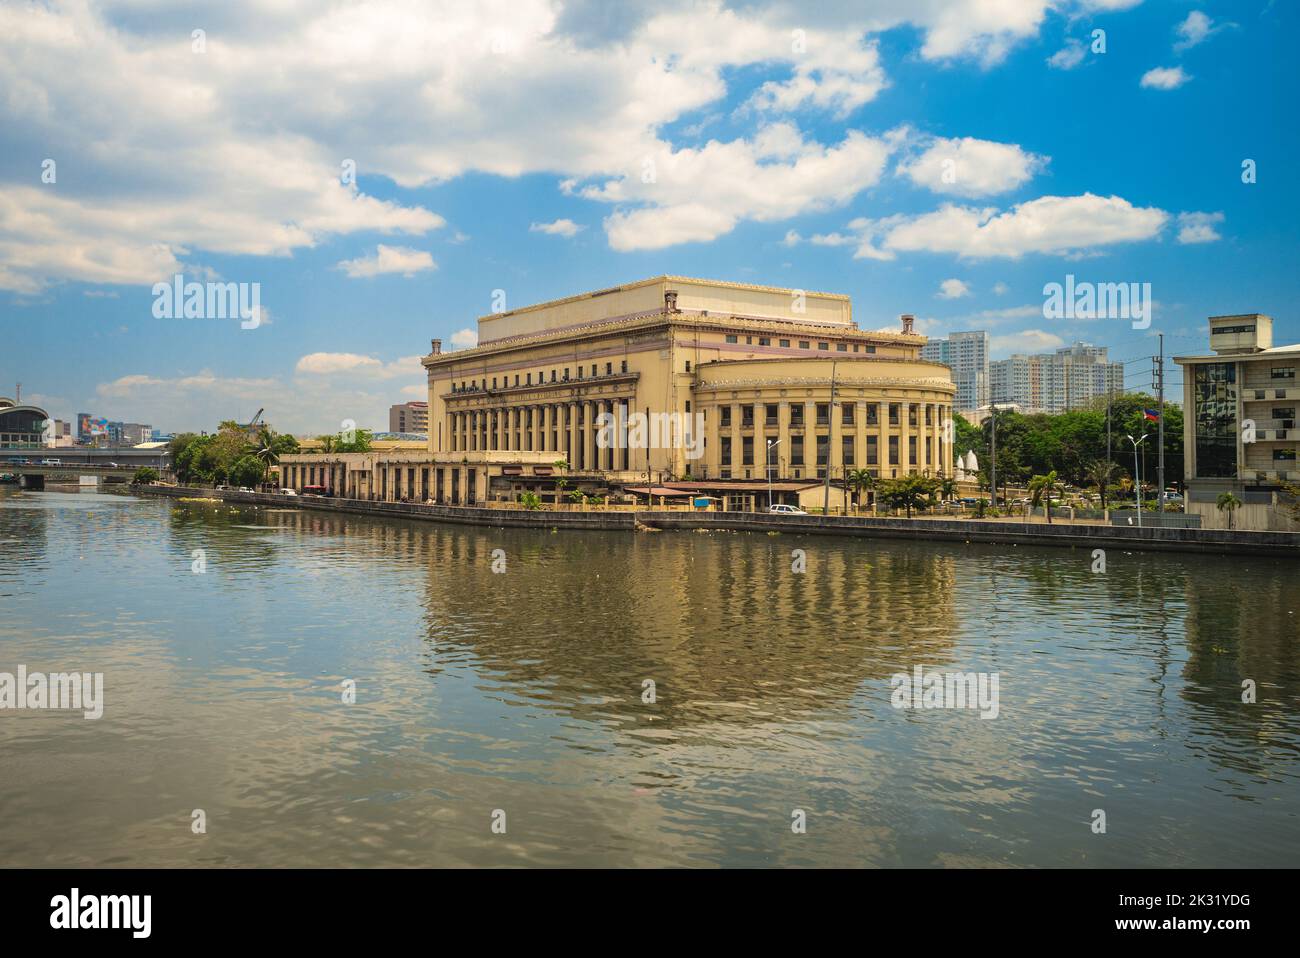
[282,276,957,507]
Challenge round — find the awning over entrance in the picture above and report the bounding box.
[623,485,696,497]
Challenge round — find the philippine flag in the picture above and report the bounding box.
[1143,408,1160,422]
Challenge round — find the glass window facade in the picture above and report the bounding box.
[1194,362,1238,478]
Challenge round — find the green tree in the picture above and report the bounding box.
[1085,459,1121,512]
[228,455,264,488]
[844,468,876,508]
[132,466,159,485]
[1216,491,1242,530]
[254,426,298,480]
[518,491,543,510]
[878,474,939,518]
[1028,469,1060,523]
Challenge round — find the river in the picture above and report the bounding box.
[1,486,1297,867]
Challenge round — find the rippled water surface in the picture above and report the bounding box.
[1,486,1298,867]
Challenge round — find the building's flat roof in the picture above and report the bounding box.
[479,275,851,322]
[1174,343,1300,363]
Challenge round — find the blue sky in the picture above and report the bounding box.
[1,0,1296,434]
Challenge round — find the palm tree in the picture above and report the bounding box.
[254,426,299,482]
[1216,491,1242,530]
[316,434,337,454]
[845,468,876,510]
[1085,459,1121,513]
[938,476,958,502]
[1028,470,1060,523]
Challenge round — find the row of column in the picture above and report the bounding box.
[446,400,631,471]
[705,399,950,478]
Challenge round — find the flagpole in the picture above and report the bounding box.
[1157,333,1165,514]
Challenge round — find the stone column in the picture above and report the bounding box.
[568,402,579,467]
[729,402,743,477]
[705,401,720,478]
[804,400,817,476]
[583,401,596,472]
[855,401,867,475]
[878,402,889,477]
[829,396,844,486]
[901,401,912,474]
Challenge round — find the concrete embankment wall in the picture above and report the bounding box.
[123,485,634,531]
[120,485,1300,557]
[636,511,1300,557]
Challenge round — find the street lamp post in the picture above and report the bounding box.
[766,438,782,510]
[1127,433,1148,528]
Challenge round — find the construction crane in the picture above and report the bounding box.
[238,407,265,438]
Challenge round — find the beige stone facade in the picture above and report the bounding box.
[424,276,956,487]
[282,276,956,506]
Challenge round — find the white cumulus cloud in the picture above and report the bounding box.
[337,245,436,278]
[1140,66,1191,90]
[895,135,1046,198]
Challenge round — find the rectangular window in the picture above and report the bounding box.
[720,436,733,465]
[818,342,829,350]
[842,405,854,424]
[621,360,628,373]
[741,406,754,427]
[816,403,829,425]
[1272,367,1296,379]
[867,435,878,465]
[606,362,613,375]
[725,335,738,344]
[526,373,532,385]
[758,337,770,346]
[720,407,732,428]
[842,436,855,465]
[837,343,848,352]
[1275,449,1297,461]
[779,339,790,348]
[742,436,754,465]
[550,370,556,382]
[866,346,876,354]
[867,405,878,425]
[685,360,691,372]
[888,436,899,465]
[790,405,804,426]
[799,341,810,349]
[766,404,778,426]
[1194,363,1238,478]
[909,436,917,465]
[790,435,804,465]
[816,435,829,467]
[908,407,918,427]
[889,403,900,425]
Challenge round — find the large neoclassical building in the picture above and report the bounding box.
[282,276,956,505]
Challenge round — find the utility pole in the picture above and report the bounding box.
[1106,385,1112,465]
[1155,334,1165,514]
[823,360,837,514]
[989,404,997,507]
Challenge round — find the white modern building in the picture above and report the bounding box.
[921,331,988,412]
[990,342,1124,414]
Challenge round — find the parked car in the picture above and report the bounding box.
[279,487,298,496]
[40,458,62,465]
[238,486,255,493]
[768,504,808,515]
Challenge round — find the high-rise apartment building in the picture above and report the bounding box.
[990,342,1124,414]
[921,331,988,412]
[389,401,429,434]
